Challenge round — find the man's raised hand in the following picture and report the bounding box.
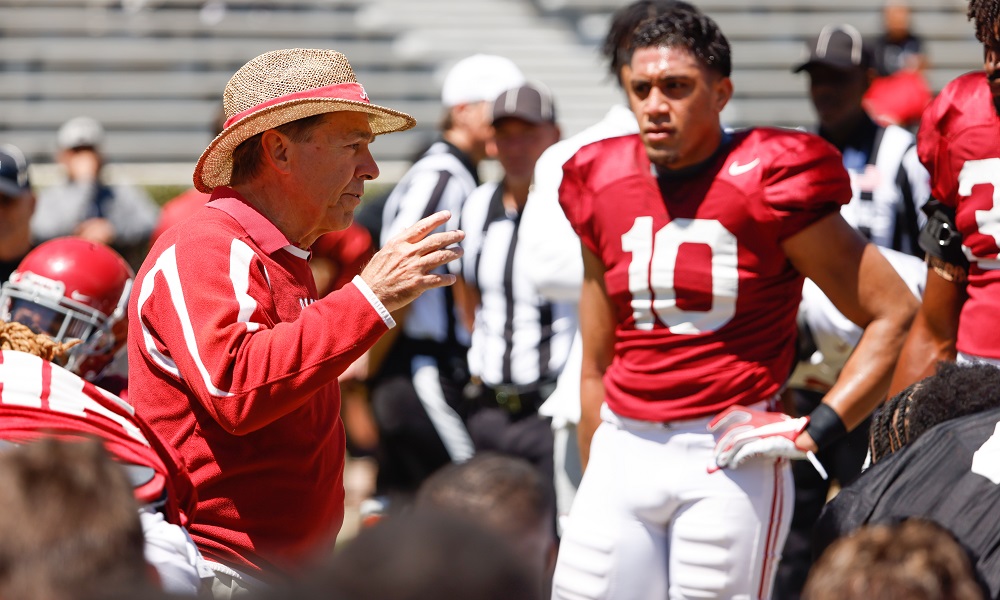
[361,210,464,314]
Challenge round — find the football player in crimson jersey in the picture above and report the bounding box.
[549,4,917,600]
[889,0,1000,394]
[0,239,209,594]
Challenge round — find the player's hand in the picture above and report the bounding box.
[361,210,464,313]
[707,406,809,472]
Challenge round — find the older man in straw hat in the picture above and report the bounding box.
[127,48,464,596]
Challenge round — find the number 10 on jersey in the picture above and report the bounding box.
[621,216,739,335]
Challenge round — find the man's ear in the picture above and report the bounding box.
[260,129,292,175]
[714,76,734,112]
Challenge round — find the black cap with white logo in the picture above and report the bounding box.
[793,24,872,73]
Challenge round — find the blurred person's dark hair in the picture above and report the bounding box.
[870,362,1000,463]
[267,510,541,600]
[803,519,984,600]
[415,453,557,585]
[416,452,553,539]
[0,437,152,600]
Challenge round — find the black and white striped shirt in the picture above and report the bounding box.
[381,141,478,346]
[819,119,931,255]
[460,181,576,387]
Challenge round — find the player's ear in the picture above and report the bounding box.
[712,76,733,112]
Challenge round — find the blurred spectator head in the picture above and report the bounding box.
[803,519,984,600]
[0,237,134,382]
[55,117,106,182]
[57,116,105,152]
[0,437,150,600]
[416,453,557,585]
[883,1,914,41]
[795,24,875,131]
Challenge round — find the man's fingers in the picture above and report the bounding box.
[417,230,465,254]
[418,247,464,272]
[401,210,452,243]
[422,272,458,289]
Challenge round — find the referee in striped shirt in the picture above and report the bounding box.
[456,82,573,496]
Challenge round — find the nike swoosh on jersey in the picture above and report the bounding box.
[728,158,760,176]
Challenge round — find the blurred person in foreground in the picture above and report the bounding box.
[0,144,36,284]
[31,116,160,269]
[415,453,558,595]
[804,519,983,600]
[890,0,1000,393]
[0,437,159,600]
[127,48,463,596]
[549,3,916,598]
[263,510,541,600]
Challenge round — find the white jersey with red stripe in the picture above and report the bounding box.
[0,349,191,519]
[0,349,207,595]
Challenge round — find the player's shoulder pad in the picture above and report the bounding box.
[919,198,969,267]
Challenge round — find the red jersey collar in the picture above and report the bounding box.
[206,187,310,258]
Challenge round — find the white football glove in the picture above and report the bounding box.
[707,406,809,473]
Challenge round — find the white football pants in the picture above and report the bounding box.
[551,404,793,600]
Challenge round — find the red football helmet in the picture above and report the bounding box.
[0,237,134,381]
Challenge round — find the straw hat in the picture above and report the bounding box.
[194,48,416,192]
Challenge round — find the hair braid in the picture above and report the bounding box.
[968,0,1000,44]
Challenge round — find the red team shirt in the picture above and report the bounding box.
[0,349,195,526]
[559,130,850,422]
[128,188,390,577]
[918,72,1000,360]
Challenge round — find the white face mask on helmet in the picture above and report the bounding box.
[0,237,134,382]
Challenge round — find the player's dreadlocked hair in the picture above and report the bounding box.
[870,361,1000,464]
[0,322,79,363]
[629,4,732,78]
[869,382,918,465]
[968,0,1000,45]
[603,1,690,85]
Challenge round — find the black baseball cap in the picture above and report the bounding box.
[0,144,31,198]
[793,24,872,73]
[491,82,557,126]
